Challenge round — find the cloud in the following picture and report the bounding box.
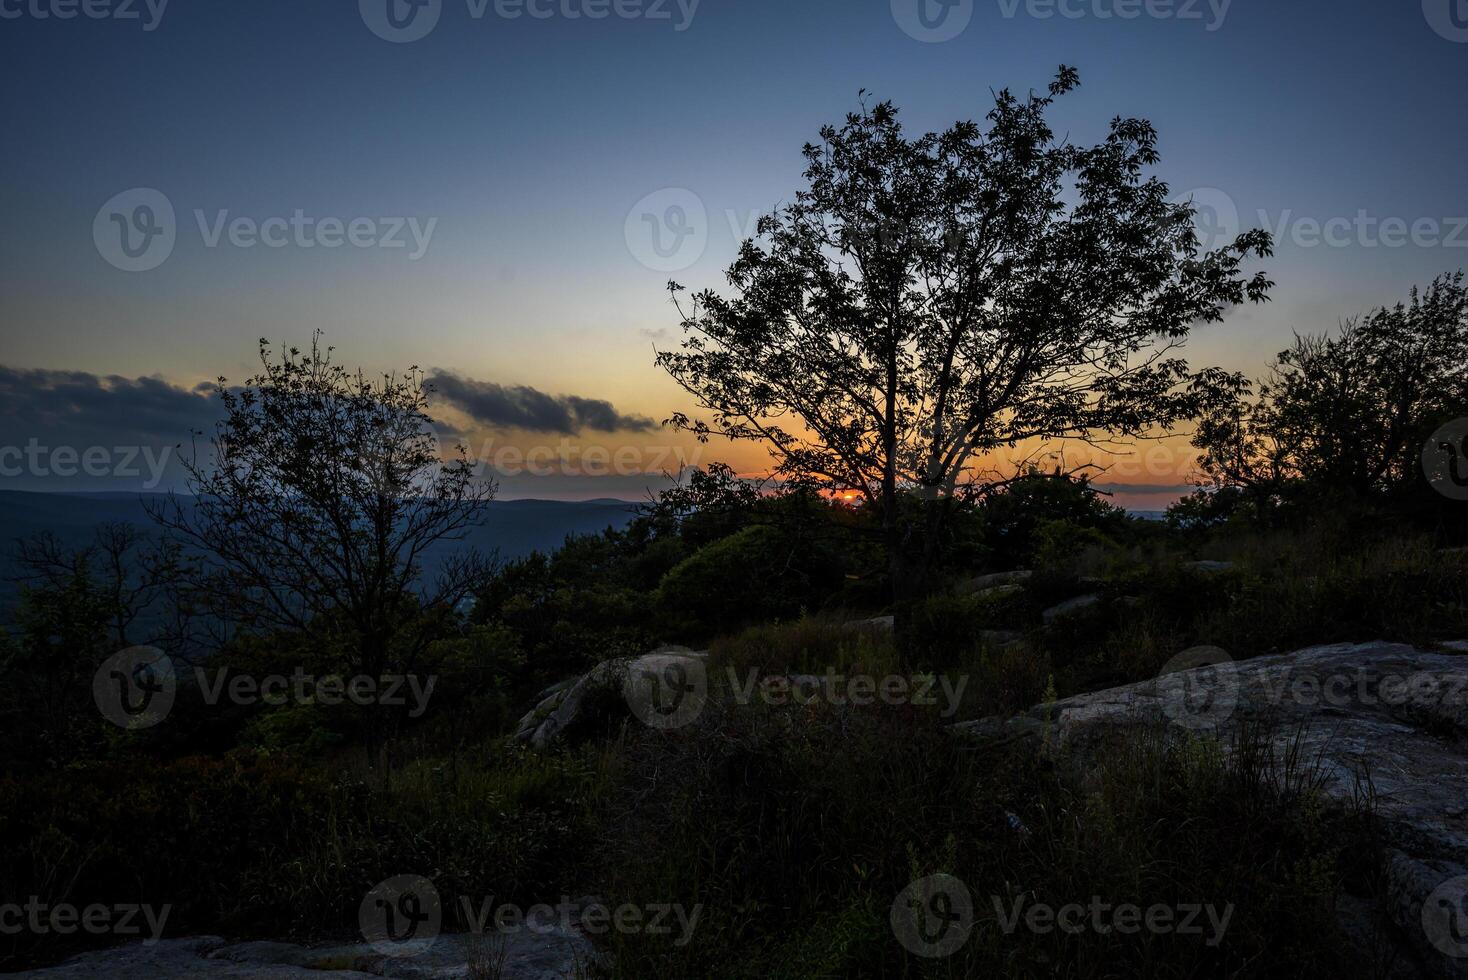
[427,371,657,434]
[0,366,221,444]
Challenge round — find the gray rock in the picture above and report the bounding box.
[961,570,1033,593]
[514,646,708,749]
[978,629,1024,649]
[955,640,1468,978]
[1182,559,1235,573]
[1041,594,1102,624]
[973,584,1025,602]
[12,929,600,979]
[845,615,895,631]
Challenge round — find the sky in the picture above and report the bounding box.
[1,0,1466,505]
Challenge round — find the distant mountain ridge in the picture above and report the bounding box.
[0,491,641,618]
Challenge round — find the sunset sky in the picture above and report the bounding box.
[2,0,1465,506]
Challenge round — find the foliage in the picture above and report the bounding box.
[656,68,1272,596]
[1191,272,1468,509]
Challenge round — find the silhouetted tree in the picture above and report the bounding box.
[1192,273,1468,509]
[656,68,1272,604]
[150,336,495,763]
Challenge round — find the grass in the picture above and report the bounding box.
[585,703,1382,979]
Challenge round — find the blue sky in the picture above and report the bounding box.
[1,0,1465,500]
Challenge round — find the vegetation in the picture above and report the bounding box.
[3,82,1467,977]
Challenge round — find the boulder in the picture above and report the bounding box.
[973,584,1025,602]
[955,640,1468,978]
[514,646,708,749]
[1041,593,1102,624]
[978,629,1024,649]
[12,929,599,979]
[1182,559,1235,573]
[960,570,1033,593]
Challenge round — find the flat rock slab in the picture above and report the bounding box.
[14,929,598,979]
[1041,593,1101,624]
[956,640,1468,978]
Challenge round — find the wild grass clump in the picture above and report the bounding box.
[588,703,1380,979]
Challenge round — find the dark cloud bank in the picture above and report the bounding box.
[0,364,658,492]
[426,370,657,434]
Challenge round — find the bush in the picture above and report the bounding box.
[657,525,845,638]
[590,704,1379,979]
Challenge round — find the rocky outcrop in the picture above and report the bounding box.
[514,646,708,749]
[14,929,598,979]
[955,640,1468,979]
[959,569,1033,593]
[1040,593,1102,624]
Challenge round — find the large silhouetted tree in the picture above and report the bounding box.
[656,68,1273,600]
